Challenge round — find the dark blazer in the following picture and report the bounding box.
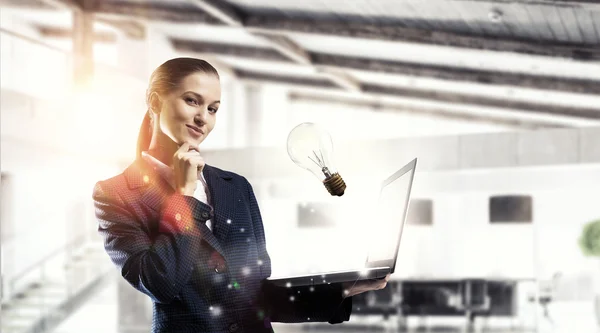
[92,157,352,333]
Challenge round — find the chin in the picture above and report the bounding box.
[190,137,205,146]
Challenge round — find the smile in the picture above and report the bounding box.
[186,125,204,138]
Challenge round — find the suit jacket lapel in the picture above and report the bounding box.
[203,165,239,244]
[124,158,172,212]
[124,159,227,259]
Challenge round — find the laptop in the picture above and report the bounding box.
[267,158,418,287]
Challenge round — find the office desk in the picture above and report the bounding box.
[351,278,535,323]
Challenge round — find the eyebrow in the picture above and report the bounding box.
[184,91,220,104]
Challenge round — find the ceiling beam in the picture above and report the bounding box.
[0,0,81,10]
[184,0,359,92]
[186,1,310,63]
[311,53,600,95]
[360,83,600,120]
[244,15,600,61]
[235,70,337,89]
[13,0,596,61]
[288,91,568,130]
[451,0,600,7]
[89,1,224,24]
[0,0,57,9]
[95,16,146,39]
[171,38,289,62]
[171,39,600,95]
[0,0,147,39]
[42,0,81,10]
[36,25,117,43]
[316,67,362,92]
[232,69,600,121]
[186,0,243,26]
[254,32,311,65]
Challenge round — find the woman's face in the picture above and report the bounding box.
[156,72,221,148]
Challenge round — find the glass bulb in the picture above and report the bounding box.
[287,122,337,181]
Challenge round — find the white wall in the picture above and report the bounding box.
[0,11,134,297]
[249,165,600,285]
[0,138,121,294]
[287,98,514,143]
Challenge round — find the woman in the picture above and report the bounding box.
[92,57,389,333]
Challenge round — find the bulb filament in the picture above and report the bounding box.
[308,150,333,178]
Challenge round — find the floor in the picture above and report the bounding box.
[48,277,599,333]
[271,315,600,333]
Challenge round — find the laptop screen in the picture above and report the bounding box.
[365,158,416,273]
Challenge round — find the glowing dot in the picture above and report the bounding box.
[297,291,300,294]
[257,260,263,266]
[323,280,326,283]
[175,213,181,221]
[257,310,265,319]
[227,219,232,224]
[233,282,240,289]
[289,296,295,301]
[240,228,245,232]
[344,289,350,296]
[209,306,222,316]
[143,175,150,183]
[228,284,232,289]
[307,317,310,320]
[309,287,315,292]
[285,282,292,288]
[242,267,251,276]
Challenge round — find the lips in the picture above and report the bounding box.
[186,124,204,137]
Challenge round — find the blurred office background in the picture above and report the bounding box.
[1,1,600,332]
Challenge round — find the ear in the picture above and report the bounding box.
[148,92,162,115]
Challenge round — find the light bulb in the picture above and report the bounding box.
[286,122,346,196]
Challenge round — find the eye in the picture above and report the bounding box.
[185,97,198,106]
[208,107,218,114]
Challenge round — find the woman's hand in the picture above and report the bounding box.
[341,274,391,298]
[173,142,205,196]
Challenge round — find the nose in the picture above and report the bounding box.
[194,109,208,125]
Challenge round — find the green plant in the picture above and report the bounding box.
[580,219,600,257]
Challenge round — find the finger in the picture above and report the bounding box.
[187,145,200,153]
[180,155,204,164]
[179,151,202,158]
[191,158,206,168]
[174,143,191,160]
[178,142,190,153]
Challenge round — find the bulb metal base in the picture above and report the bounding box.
[323,173,346,196]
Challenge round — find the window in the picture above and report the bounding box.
[407,199,433,225]
[489,195,532,223]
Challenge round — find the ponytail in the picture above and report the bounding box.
[136,111,152,159]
